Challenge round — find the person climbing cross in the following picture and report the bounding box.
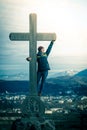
[26,40,55,96]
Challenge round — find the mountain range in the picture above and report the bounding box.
[0,69,87,96]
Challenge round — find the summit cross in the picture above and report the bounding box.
[9,13,56,96]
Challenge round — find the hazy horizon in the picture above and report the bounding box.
[0,55,87,80]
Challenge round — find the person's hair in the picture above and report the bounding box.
[38,46,44,52]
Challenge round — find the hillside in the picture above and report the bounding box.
[0,69,87,96]
[75,69,87,77]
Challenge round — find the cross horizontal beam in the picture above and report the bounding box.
[9,33,56,41]
[37,33,56,41]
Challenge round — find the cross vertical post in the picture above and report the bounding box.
[29,14,37,96]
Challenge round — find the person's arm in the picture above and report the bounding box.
[46,40,55,56]
[26,57,32,61]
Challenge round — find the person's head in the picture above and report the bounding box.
[38,46,45,53]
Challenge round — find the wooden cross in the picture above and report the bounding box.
[9,13,56,96]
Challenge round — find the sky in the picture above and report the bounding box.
[0,0,87,80]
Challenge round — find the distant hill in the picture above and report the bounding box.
[0,69,87,96]
[0,80,29,93]
[75,69,87,76]
[45,69,87,96]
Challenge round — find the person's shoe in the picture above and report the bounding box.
[38,92,41,96]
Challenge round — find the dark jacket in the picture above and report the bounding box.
[37,41,54,72]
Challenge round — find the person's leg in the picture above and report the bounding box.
[38,71,48,95]
[37,71,42,89]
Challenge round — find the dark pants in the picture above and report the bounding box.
[37,70,48,94]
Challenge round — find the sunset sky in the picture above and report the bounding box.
[0,0,87,80]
